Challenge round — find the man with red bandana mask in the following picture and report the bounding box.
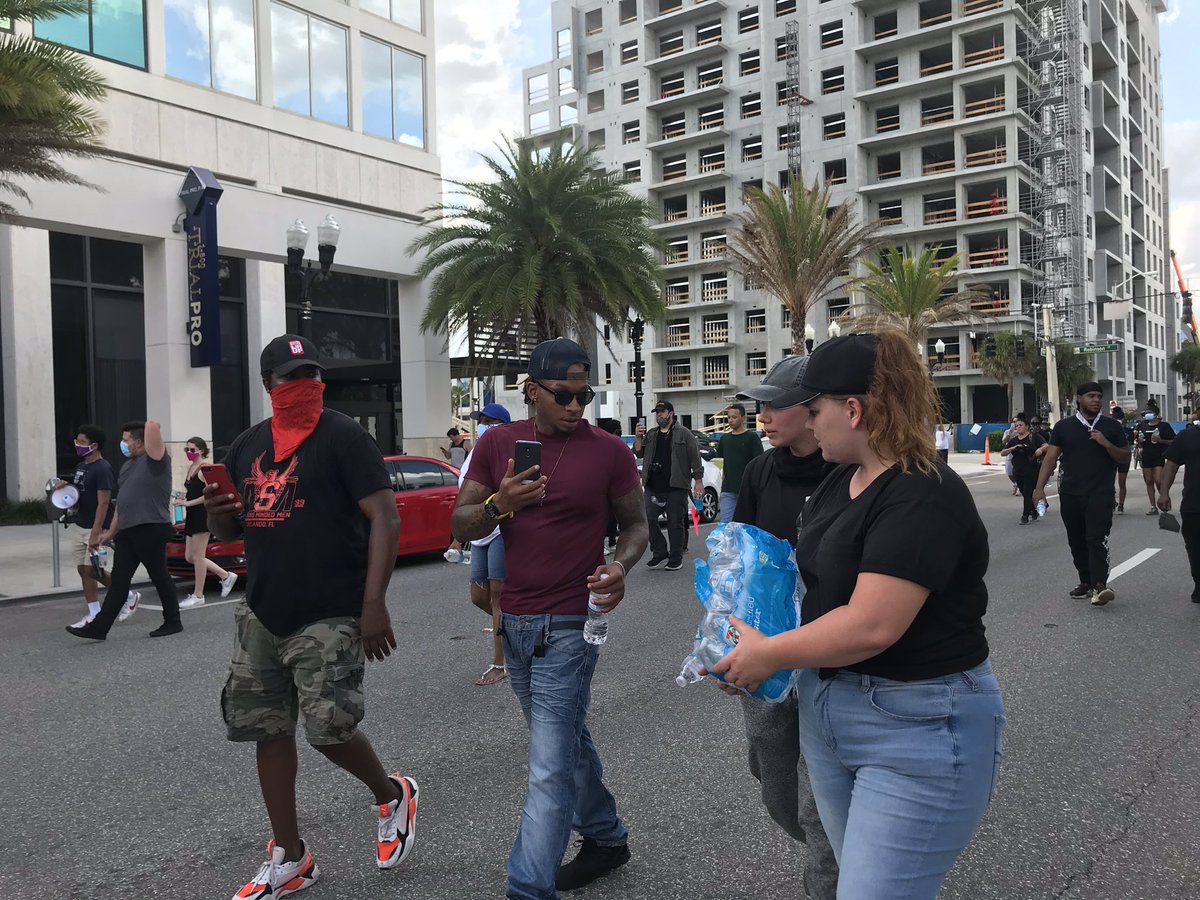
[203,334,413,900]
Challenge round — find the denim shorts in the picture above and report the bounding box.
[469,534,506,584]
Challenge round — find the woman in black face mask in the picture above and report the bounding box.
[176,436,238,608]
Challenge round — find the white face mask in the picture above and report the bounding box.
[476,423,492,437]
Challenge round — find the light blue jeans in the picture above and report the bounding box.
[719,491,737,524]
[501,613,627,900]
[796,660,1004,900]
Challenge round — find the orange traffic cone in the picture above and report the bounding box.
[982,439,993,466]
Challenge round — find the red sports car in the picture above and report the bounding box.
[166,455,460,579]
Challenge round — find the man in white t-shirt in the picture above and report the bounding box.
[935,425,952,462]
[458,403,513,686]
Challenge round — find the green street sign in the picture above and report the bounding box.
[1073,342,1121,355]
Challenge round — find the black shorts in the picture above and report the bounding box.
[1117,462,1130,474]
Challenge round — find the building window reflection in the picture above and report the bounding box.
[270,2,347,126]
[35,0,148,69]
[362,37,425,147]
[164,0,257,99]
[211,257,250,454]
[359,0,421,32]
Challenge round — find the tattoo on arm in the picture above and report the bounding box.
[610,485,649,571]
[452,478,497,542]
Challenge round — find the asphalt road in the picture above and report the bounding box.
[2,466,1199,900]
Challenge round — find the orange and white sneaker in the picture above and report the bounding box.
[232,840,319,899]
[376,774,420,869]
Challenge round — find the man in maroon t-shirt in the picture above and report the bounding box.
[453,338,648,900]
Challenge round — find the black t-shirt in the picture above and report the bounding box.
[796,461,990,682]
[733,447,830,545]
[1166,427,1200,514]
[225,409,392,636]
[71,457,115,529]
[647,427,674,493]
[1049,414,1129,496]
[1004,431,1045,478]
[1134,420,1175,468]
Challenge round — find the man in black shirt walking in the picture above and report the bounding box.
[730,355,838,900]
[204,335,414,900]
[1034,383,1131,606]
[1158,427,1200,602]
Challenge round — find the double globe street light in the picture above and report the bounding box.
[804,319,842,353]
[286,214,342,340]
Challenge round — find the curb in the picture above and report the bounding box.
[0,576,176,607]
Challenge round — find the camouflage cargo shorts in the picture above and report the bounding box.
[221,602,365,747]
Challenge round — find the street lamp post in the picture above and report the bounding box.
[804,323,816,353]
[827,320,842,339]
[629,318,646,421]
[934,338,946,369]
[286,214,341,340]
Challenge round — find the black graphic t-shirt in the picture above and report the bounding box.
[225,409,392,636]
[71,457,115,529]
[1004,431,1045,479]
[1134,420,1175,468]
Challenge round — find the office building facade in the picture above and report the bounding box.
[0,0,444,500]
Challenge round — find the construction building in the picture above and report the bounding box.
[517,0,1172,430]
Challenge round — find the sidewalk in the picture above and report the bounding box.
[0,523,154,603]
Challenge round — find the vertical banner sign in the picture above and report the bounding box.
[178,167,224,368]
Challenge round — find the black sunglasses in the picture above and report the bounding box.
[534,380,595,407]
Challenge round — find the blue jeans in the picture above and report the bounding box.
[718,491,737,524]
[796,661,1004,900]
[469,534,506,583]
[501,614,627,900]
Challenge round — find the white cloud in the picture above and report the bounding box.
[433,0,533,188]
[1170,201,1200,287]
[1166,120,1200,284]
[1162,2,1182,26]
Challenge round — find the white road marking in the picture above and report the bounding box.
[139,597,242,612]
[1107,547,1161,583]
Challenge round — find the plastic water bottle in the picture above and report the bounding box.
[583,574,611,646]
[96,546,107,569]
[1036,499,1048,517]
[443,547,463,564]
[676,652,705,686]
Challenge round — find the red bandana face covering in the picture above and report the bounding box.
[270,378,325,462]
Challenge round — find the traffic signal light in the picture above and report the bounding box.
[1015,337,1026,358]
[1183,291,1194,328]
[984,334,997,358]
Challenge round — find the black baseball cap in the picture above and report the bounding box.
[528,338,590,380]
[794,334,878,404]
[1076,381,1103,396]
[653,399,674,412]
[260,334,325,376]
[736,354,811,409]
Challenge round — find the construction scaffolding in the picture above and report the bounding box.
[1019,0,1087,341]
[785,19,803,177]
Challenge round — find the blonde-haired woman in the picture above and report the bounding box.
[177,437,238,608]
[714,331,1003,900]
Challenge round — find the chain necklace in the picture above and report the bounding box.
[532,420,572,505]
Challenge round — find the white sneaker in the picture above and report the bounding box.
[179,594,206,610]
[118,590,140,623]
[376,774,419,869]
[69,614,95,628]
[232,840,319,900]
[220,572,238,598]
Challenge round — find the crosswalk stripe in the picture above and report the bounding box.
[1107,547,1161,583]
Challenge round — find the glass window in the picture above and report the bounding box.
[395,459,447,490]
[164,0,257,98]
[36,0,147,68]
[271,3,347,126]
[360,0,420,30]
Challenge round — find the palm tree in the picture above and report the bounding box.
[1034,340,1095,413]
[840,245,987,352]
[410,138,665,357]
[0,0,107,217]
[979,331,1037,417]
[727,174,881,354]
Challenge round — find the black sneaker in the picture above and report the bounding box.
[1019,516,1029,524]
[65,623,106,641]
[149,622,183,637]
[1192,590,1200,604]
[646,556,667,569]
[556,838,631,891]
[664,559,683,571]
[1068,583,1092,599]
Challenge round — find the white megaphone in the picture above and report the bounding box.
[45,477,80,511]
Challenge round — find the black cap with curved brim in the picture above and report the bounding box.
[794,334,878,404]
[260,334,326,377]
[528,338,590,380]
[736,354,811,409]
